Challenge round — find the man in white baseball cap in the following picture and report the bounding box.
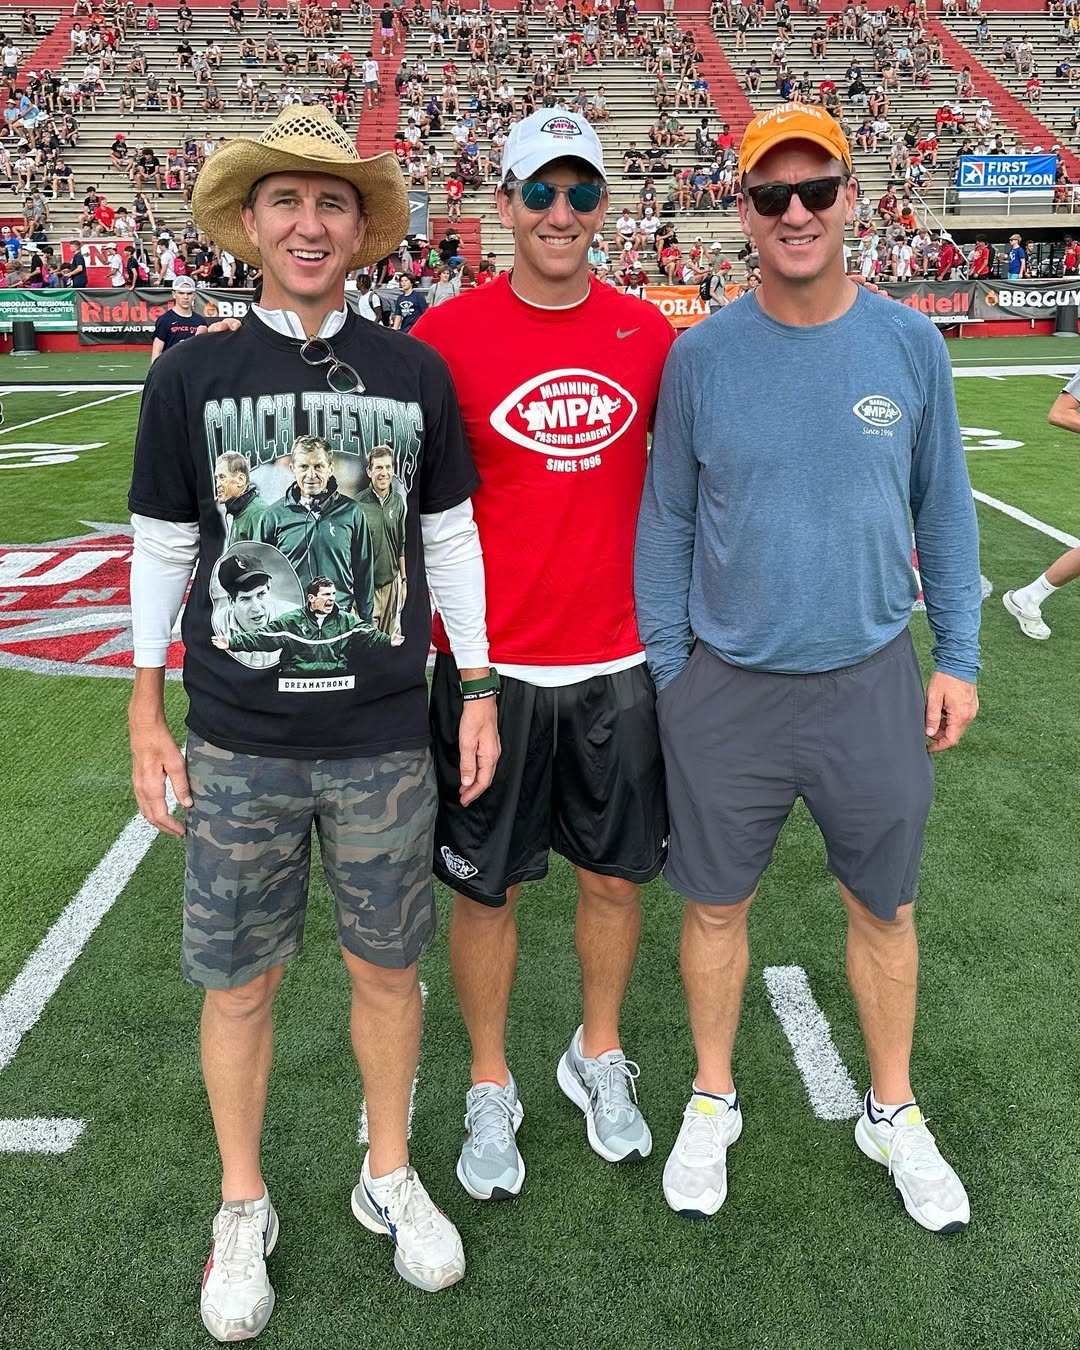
[413,106,676,1201]
[149,273,208,362]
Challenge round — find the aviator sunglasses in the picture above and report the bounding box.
[300,336,366,395]
[514,179,605,213]
[744,175,846,217]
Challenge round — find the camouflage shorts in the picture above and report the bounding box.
[183,734,437,989]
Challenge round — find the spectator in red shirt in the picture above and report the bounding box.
[877,185,898,225]
[969,237,991,277]
[445,174,463,221]
[716,122,736,152]
[1063,236,1080,275]
[937,233,959,280]
[94,196,116,232]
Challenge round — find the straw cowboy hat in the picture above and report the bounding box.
[191,104,409,271]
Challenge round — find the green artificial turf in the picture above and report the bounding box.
[2,368,1080,1350]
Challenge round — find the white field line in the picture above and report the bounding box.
[0,790,172,1154]
[357,981,428,1147]
[763,965,862,1121]
[972,491,1080,548]
[951,364,1078,379]
[0,389,138,436]
[0,384,142,393]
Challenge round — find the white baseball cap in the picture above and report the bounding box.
[500,108,606,186]
[172,276,196,293]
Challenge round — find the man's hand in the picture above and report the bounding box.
[197,317,242,335]
[924,672,978,753]
[129,706,192,836]
[458,697,500,806]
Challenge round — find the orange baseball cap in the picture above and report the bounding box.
[738,103,853,179]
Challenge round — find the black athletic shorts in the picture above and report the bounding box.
[430,653,668,906]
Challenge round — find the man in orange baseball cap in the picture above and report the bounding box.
[636,102,981,1231]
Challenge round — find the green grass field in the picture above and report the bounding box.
[2,345,1080,1350]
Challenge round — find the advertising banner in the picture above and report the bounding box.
[643,285,710,329]
[879,279,976,320]
[408,190,430,240]
[77,287,253,344]
[0,288,78,332]
[956,154,1056,198]
[973,278,1080,319]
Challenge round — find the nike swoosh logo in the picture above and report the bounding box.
[616,327,639,339]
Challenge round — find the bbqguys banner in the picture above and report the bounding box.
[973,279,1080,319]
[643,286,710,329]
[77,288,253,344]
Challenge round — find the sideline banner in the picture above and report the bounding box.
[879,279,976,320]
[643,285,710,329]
[973,279,1080,320]
[0,288,78,332]
[77,287,253,344]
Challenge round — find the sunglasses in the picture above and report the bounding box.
[744,176,846,217]
[514,179,605,213]
[300,336,365,395]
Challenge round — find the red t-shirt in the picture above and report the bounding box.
[970,244,990,277]
[413,274,675,665]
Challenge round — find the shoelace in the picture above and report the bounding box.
[678,1105,729,1163]
[885,1118,945,1179]
[588,1056,642,1123]
[213,1207,266,1284]
[464,1087,516,1154]
[387,1169,440,1241]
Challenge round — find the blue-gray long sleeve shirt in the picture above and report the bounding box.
[634,287,981,690]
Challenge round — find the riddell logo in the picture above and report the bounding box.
[898,290,971,316]
[0,524,184,677]
[490,368,637,456]
[541,116,582,138]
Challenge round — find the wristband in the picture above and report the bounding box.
[460,669,500,696]
[461,687,498,702]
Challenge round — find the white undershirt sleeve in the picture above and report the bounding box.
[420,499,489,670]
[130,513,200,667]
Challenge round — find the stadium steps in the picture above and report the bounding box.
[354,30,403,158]
[678,15,754,131]
[930,19,1080,177]
[428,210,480,268]
[16,12,74,81]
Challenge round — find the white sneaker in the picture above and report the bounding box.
[1003,590,1051,640]
[200,1193,278,1342]
[662,1091,743,1218]
[351,1156,465,1291]
[855,1093,970,1234]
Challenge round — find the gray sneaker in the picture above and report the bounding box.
[456,1075,525,1200]
[556,1025,653,1163]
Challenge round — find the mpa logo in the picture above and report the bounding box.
[0,523,184,678]
[440,846,478,882]
[853,395,903,429]
[490,368,637,457]
[541,115,582,139]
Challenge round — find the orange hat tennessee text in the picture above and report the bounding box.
[738,104,853,180]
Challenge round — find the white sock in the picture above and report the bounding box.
[1015,572,1057,608]
[692,1083,738,1108]
[870,1090,915,1121]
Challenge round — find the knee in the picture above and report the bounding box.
[344,951,419,1003]
[685,895,753,937]
[577,872,640,909]
[841,885,915,937]
[452,888,518,926]
[204,967,282,1021]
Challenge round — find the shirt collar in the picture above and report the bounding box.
[251,303,348,340]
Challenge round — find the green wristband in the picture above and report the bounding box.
[460,670,501,695]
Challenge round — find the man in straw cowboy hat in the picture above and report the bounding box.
[636,102,980,1231]
[127,103,499,1340]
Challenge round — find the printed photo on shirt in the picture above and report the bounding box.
[208,542,303,672]
[204,419,417,690]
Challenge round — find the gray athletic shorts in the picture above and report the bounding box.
[182,734,437,989]
[657,630,934,920]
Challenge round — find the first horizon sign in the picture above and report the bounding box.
[956,154,1057,192]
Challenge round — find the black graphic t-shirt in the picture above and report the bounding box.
[153,307,210,349]
[129,311,479,758]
